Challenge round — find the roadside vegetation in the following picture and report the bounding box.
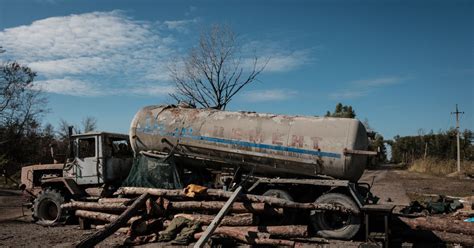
[408,157,474,176]
[389,129,473,176]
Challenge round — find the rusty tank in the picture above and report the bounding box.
[129,105,372,182]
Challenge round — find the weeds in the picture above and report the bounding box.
[408,157,474,176]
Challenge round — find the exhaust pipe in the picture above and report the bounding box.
[67,126,74,160]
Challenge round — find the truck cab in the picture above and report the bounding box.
[64,132,133,185]
[20,131,133,225]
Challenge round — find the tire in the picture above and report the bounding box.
[310,193,361,240]
[33,188,67,226]
[261,189,296,225]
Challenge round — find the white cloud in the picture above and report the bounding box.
[243,89,297,102]
[0,11,178,96]
[352,77,402,87]
[241,40,313,73]
[126,85,175,96]
[28,57,108,75]
[329,90,368,100]
[163,19,197,33]
[329,76,404,100]
[33,78,101,96]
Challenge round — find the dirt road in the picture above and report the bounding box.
[1,167,472,247]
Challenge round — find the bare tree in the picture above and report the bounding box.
[58,119,72,140]
[169,25,267,110]
[58,116,97,139]
[81,116,97,133]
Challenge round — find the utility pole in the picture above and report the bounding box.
[451,104,464,173]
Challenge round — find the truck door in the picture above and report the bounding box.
[75,136,101,184]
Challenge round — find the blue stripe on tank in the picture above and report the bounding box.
[183,134,341,159]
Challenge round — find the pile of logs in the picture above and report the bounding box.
[61,186,474,247]
[63,187,336,247]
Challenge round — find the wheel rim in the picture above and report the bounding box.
[38,200,59,221]
[321,210,350,230]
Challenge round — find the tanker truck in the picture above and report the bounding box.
[20,104,382,240]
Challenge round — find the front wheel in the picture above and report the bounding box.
[33,188,68,226]
[310,193,361,239]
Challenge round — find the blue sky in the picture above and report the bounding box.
[0,0,472,141]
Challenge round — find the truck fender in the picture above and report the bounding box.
[41,178,86,197]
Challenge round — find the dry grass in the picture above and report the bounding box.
[408,157,474,176]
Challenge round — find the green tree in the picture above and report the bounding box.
[389,128,473,163]
[325,103,356,118]
[0,48,49,175]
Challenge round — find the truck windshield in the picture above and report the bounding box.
[108,137,132,157]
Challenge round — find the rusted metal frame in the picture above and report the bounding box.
[362,204,395,245]
[343,148,377,156]
[347,182,364,209]
[247,178,349,192]
[41,177,86,196]
[139,151,168,159]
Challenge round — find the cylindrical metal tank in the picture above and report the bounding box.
[130,105,370,182]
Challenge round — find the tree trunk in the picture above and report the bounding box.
[74,210,141,225]
[75,210,118,223]
[98,198,132,205]
[62,202,127,212]
[75,193,150,248]
[175,213,255,226]
[117,187,352,213]
[399,217,474,235]
[165,200,283,215]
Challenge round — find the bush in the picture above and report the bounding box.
[408,157,474,176]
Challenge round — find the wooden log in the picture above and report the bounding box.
[175,213,255,226]
[117,187,353,213]
[75,210,143,225]
[116,187,184,197]
[75,210,118,223]
[98,198,132,204]
[194,229,295,247]
[201,225,308,238]
[75,193,150,248]
[399,217,474,235]
[166,200,283,215]
[62,202,127,212]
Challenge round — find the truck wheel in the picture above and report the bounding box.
[261,189,296,225]
[33,188,67,226]
[310,193,360,239]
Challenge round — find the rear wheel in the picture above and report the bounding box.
[33,188,67,226]
[310,193,361,239]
